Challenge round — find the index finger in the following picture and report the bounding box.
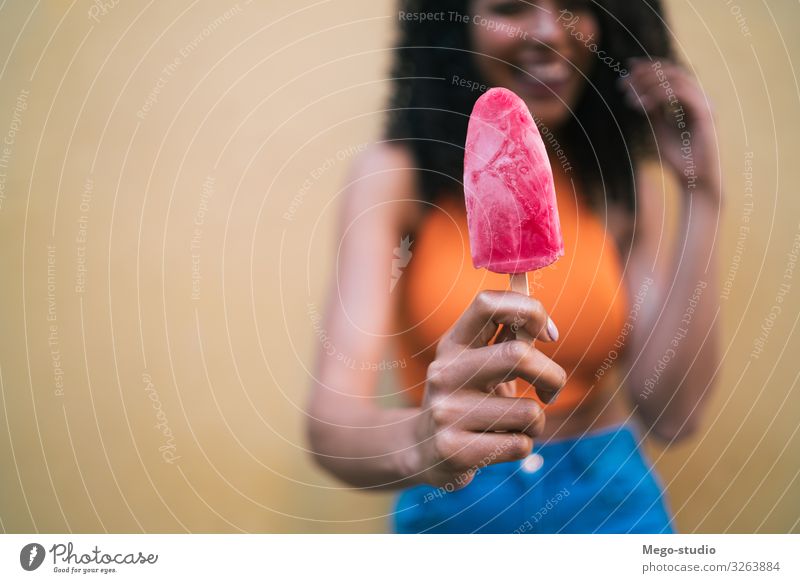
[449,290,557,348]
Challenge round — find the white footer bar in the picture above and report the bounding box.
[1,534,798,582]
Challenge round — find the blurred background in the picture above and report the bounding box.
[0,0,798,533]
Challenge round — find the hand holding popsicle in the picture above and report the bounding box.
[463,87,564,345]
[408,90,567,487]
[413,290,565,489]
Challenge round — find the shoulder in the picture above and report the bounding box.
[341,142,423,228]
[635,158,668,195]
[633,158,673,236]
[619,158,676,282]
[605,159,670,258]
[350,141,417,177]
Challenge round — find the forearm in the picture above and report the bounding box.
[626,192,722,439]
[306,396,423,490]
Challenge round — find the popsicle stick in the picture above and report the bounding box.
[509,273,535,344]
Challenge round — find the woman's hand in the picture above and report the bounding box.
[618,62,724,443]
[410,290,565,490]
[621,58,722,203]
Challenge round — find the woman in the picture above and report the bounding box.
[306,0,722,533]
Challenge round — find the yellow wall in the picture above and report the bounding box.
[0,0,797,533]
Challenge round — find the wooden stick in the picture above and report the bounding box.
[509,273,535,344]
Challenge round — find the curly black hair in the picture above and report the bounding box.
[385,0,673,212]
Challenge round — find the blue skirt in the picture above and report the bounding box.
[392,423,675,534]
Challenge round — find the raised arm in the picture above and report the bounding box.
[619,59,723,443]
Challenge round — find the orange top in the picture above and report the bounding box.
[395,173,630,414]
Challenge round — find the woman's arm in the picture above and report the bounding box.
[622,170,722,443]
[619,59,723,443]
[305,144,424,489]
[306,144,565,489]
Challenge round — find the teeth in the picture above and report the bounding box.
[521,62,569,84]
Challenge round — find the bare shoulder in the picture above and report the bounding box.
[623,159,676,281]
[341,142,423,228]
[350,141,418,177]
[618,158,669,244]
[637,158,666,182]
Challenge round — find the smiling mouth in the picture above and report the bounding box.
[513,61,571,96]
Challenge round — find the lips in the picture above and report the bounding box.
[514,61,571,96]
[523,61,570,83]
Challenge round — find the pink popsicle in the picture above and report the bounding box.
[463,87,564,275]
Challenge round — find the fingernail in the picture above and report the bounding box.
[546,318,559,342]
